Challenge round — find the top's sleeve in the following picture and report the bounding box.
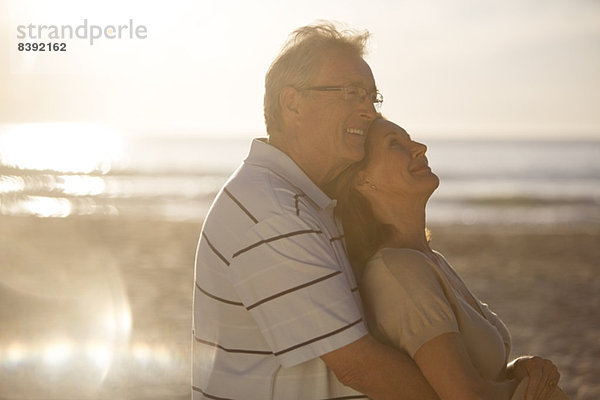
[360,248,459,357]
[228,213,367,368]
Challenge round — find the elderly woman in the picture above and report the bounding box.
[326,118,568,400]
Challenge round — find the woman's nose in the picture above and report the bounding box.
[412,141,427,157]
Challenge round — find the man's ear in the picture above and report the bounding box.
[279,86,301,120]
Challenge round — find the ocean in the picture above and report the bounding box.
[1,123,599,226]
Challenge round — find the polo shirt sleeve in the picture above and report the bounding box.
[228,213,367,368]
[361,249,459,358]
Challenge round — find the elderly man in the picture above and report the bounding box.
[192,23,439,399]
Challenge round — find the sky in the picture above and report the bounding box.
[1,0,599,139]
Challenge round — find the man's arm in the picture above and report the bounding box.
[321,334,440,400]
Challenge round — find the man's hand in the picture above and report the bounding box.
[508,356,561,400]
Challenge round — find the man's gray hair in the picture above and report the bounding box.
[263,22,370,137]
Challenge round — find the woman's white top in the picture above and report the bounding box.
[360,248,511,381]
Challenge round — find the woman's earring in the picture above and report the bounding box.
[365,180,377,190]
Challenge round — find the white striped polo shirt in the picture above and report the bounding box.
[192,138,369,400]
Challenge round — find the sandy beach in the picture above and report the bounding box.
[1,215,599,399]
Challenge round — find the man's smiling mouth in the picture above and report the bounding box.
[346,128,365,136]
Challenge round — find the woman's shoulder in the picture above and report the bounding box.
[370,247,438,269]
[364,247,441,284]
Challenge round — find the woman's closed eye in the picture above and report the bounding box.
[389,136,408,148]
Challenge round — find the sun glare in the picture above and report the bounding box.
[85,342,112,370]
[0,123,124,174]
[43,341,73,366]
[58,175,106,196]
[19,195,72,218]
[0,175,26,193]
[4,342,27,366]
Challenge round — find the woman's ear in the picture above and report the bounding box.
[355,170,367,186]
[354,171,369,192]
[355,170,376,192]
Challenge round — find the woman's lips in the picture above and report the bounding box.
[411,164,431,172]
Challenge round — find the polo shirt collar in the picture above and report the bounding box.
[244,138,336,210]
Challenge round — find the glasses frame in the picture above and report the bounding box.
[302,85,383,111]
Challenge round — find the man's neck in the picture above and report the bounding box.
[269,135,345,189]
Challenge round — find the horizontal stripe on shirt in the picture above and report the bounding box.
[195,282,244,307]
[194,337,273,355]
[192,386,233,400]
[329,235,345,243]
[273,318,363,356]
[232,229,323,259]
[192,386,368,400]
[224,188,258,223]
[246,270,342,310]
[202,232,230,266]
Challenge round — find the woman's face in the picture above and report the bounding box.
[359,119,439,198]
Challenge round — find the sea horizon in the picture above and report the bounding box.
[1,125,599,226]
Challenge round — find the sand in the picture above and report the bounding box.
[1,216,598,399]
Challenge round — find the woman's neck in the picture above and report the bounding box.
[369,193,432,256]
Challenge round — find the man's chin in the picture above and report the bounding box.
[341,147,365,165]
[343,135,366,158]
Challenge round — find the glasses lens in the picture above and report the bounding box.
[373,92,383,111]
[357,87,368,101]
[342,87,359,101]
[339,87,383,110]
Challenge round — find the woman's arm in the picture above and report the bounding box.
[413,332,517,400]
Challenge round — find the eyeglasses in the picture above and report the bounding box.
[302,86,383,111]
